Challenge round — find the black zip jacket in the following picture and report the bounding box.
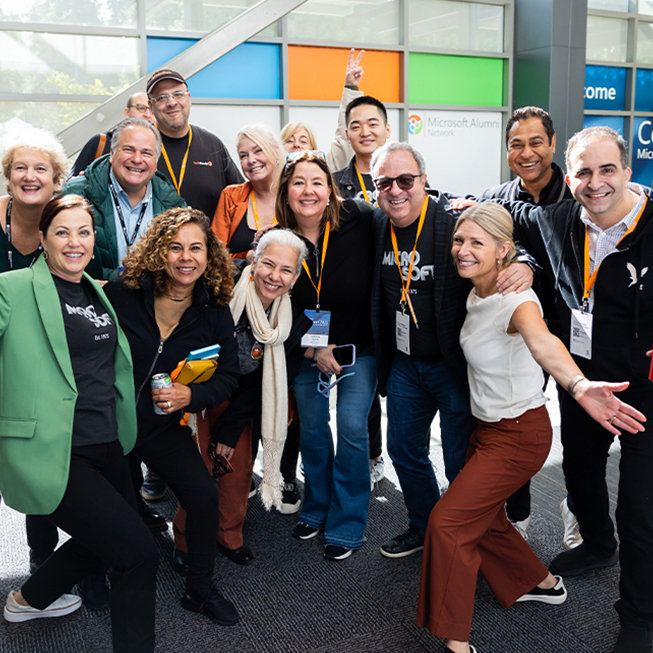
[105,274,239,443]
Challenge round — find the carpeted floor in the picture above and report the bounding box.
[0,387,622,653]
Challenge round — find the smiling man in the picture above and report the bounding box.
[333,95,391,203]
[482,106,572,206]
[146,69,242,218]
[502,126,653,653]
[369,142,533,560]
[61,118,186,279]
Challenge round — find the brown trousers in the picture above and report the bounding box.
[417,405,552,642]
[173,403,254,551]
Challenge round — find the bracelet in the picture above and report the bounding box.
[312,349,319,364]
[567,374,587,395]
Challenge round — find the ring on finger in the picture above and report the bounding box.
[167,401,171,409]
[607,415,617,425]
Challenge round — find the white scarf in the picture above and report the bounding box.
[229,264,292,509]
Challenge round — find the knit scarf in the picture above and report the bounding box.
[229,265,292,510]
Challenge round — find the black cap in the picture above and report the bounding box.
[146,69,187,96]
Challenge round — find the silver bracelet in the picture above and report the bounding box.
[567,374,587,395]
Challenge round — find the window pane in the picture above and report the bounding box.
[0,101,102,137]
[637,21,653,62]
[641,0,653,16]
[409,0,504,53]
[286,0,399,46]
[586,16,629,61]
[145,0,277,36]
[0,32,140,96]
[588,0,631,10]
[0,0,136,27]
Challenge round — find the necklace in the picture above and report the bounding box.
[162,292,193,303]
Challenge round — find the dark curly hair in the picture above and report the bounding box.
[121,207,235,306]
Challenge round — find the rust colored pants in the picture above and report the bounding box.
[417,405,552,642]
[173,404,254,551]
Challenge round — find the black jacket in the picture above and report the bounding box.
[371,192,471,396]
[212,306,311,448]
[333,157,377,203]
[507,190,653,393]
[105,274,239,443]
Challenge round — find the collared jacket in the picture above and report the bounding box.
[211,180,252,259]
[104,274,240,445]
[333,156,377,203]
[370,192,471,396]
[508,189,653,393]
[61,155,186,279]
[0,256,137,514]
[480,162,573,206]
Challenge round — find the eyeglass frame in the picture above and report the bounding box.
[317,370,356,397]
[373,173,423,193]
[128,104,151,114]
[150,90,190,106]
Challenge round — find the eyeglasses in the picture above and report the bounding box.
[211,454,234,480]
[128,104,151,114]
[373,174,422,193]
[284,149,327,173]
[151,91,188,105]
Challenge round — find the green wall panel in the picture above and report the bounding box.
[408,53,504,106]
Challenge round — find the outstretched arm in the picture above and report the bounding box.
[510,301,647,435]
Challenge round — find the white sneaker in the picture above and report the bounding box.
[370,457,385,484]
[560,497,583,550]
[4,590,82,623]
[510,515,531,541]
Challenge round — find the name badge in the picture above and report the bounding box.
[301,309,331,348]
[570,308,592,360]
[396,310,410,355]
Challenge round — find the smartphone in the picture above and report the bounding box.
[333,344,356,368]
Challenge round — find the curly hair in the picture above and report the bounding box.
[275,151,341,232]
[121,207,236,306]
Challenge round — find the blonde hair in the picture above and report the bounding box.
[236,124,284,185]
[121,207,235,305]
[454,203,517,267]
[2,127,68,190]
[280,122,317,151]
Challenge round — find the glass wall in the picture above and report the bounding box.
[584,0,653,183]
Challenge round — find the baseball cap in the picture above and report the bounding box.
[146,69,188,96]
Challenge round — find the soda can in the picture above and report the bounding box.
[151,373,173,415]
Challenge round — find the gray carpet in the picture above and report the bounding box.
[0,389,623,652]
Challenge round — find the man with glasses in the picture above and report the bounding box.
[370,142,532,559]
[146,69,242,218]
[69,92,155,178]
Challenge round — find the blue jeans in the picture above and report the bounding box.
[293,353,377,549]
[386,352,474,532]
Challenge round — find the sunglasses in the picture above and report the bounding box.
[284,149,327,173]
[317,370,356,397]
[373,174,422,193]
[211,454,234,480]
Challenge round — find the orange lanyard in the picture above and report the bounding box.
[250,189,277,231]
[582,195,646,307]
[301,223,331,310]
[160,126,192,194]
[354,164,371,204]
[390,196,428,326]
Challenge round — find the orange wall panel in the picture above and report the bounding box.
[288,46,401,103]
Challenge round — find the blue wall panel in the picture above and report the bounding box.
[147,38,281,99]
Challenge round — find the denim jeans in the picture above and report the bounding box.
[386,352,474,532]
[293,353,377,549]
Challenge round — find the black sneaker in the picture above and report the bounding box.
[278,482,302,515]
[324,545,353,561]
[181,582,239,626]
[380,527,425,558]
[549,542,618,577]
[515,575,567,605]
[140,468,166,501]
[292,522,320,540]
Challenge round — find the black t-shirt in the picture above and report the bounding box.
[380,215,442,360]
[53,275,118,446]
[157,124,243,218]
[229,214,256,255]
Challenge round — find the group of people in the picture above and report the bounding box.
[0,52,651,653]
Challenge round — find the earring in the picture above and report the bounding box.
[326,199,330,206]
[249,273,254,281]
[43,250,48,260]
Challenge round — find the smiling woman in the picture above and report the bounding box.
[0,127,68,272]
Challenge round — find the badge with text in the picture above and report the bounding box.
[570,309,593,360]
[301,310,332,348]
[396,310,411,355]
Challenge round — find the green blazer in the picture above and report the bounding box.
[0,256,137,514]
